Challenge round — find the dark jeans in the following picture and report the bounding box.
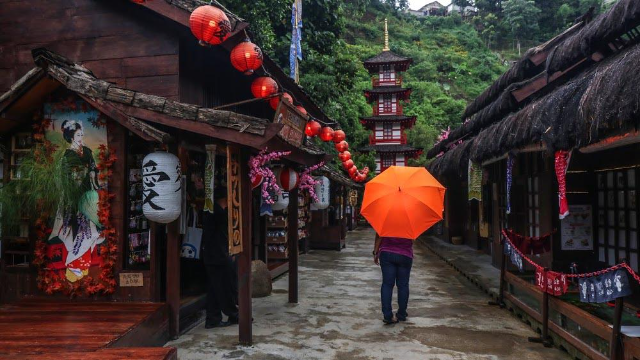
[379,251,413,320]
[205,258,238,325]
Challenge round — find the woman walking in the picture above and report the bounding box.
[374,234,413,324]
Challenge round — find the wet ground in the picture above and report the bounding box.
[168,227,569,360]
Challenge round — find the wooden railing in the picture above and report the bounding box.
[372,104,403,116]
[369,133,407,145]
[372,77,402,87]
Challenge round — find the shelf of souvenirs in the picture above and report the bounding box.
[267,244,288,260]
[128,230,150,265]
[267,214,287,228]
[267,229,287,244]
[298,229,308,239]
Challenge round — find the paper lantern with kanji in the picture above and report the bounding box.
[142,152,182,223]
[251,77,278,99]
[230,39,263,75]
[305,120,321,137]
[275,167,300,191]
[338,151,351,162]
[342,159,354,170]
[251,174,264,189]
[335,141,349,153]
[320,127,334,142]
[310,176,330,211]
[270,93,293,110]
[333,130,346,143]
[189,5,232,46]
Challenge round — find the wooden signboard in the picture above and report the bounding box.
[119,273,144,287]
[227,145,243,255]
[274,98,307,147]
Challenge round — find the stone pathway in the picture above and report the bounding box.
[167,228,569,360]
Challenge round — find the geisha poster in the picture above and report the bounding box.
[44,99,108,283]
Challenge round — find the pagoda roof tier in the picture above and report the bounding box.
[364,87,412,101]
[360,144,423,158]
[363,51,413,73]
[360,115,416,129]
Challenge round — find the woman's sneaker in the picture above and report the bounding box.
[383,316,398,325]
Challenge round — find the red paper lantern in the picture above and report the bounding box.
[189,5,232,46]
[320,127,334,142]
[251,77,278,99]
[305,120,321,137]
[342,159,354,170]
[333,130,346,143]
[130,0,146,3]
[296,106,308,115]
[348,166,358,176]
[338,151,351,162]
[335,141,349,153]
[251,174,264,189]
[230,39,263,75]
[270,93,293,110]
[355,173,366,182]
[275,166,300,191]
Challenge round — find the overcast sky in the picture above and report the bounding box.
[409,0,452,9]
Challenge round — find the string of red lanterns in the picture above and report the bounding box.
[189,4,368,183]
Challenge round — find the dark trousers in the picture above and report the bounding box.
[205,259,238,325]
[379,251,413,321]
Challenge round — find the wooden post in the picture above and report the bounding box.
[489,241,506,308]
[610,297,624,360]
[288,187,299,304]
[529,268,551,347]
[237,149,253,345]
[166,220,180,339]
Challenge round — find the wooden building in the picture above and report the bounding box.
[426,0,640,358]
[0,0,342,357]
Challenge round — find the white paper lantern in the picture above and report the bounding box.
[271,191,290,211]
[275,166,300,191]
[142,152,182,223]
[311,176,330,210]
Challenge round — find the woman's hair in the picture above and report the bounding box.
[61,120,83,143]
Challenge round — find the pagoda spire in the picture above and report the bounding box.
[383,18,390,51]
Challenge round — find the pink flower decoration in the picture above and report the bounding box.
[299,161,325,202]
[249,149,292,204]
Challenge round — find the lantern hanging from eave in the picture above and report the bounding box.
[335,141,349,153]
[355,173,366,182]
[270,92,293,110]
[142,152,182,223]
[251,77,278,99]
[310,176,330,210]
[342,159,354,170]
[230,39,263,75]
[305,120,321,137]
[338,151,351,162]
[348,165,358,177]
[189,5,232,46]
[251,173,264,189]
[271,191,290,211]
[320,127,334,142]
[296,106,308,116]
[275,166,300,191]
[333,130,346,143]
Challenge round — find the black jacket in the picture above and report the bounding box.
[201,203,229,265]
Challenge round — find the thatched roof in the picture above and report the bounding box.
[429,42,640,178]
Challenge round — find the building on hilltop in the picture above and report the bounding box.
[408,1,447,17]
[359,19,422,174]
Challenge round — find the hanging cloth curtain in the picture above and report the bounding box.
[506,153,515,214]
[468,160,482,201]
[289,0,303,82]
[554,150,572,219]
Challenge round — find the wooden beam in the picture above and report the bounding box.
[579,130,640,153]
[288,187,299,304]
[237,148,253,345]
[166,220,180,339]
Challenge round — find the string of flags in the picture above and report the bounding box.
[502,229,638,302]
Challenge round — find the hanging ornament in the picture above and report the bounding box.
[142,152,182,224]
[296,106,308,116]
[335,141,349,153]
[275,166,300,191]
[271,191,290,211]
[189,5,232,46]
[251,173,264,189]
[310,176,330,210]
[333,130,346,143]
[506,153,514,215]
[338,151,351,162]
[270,92,293,110]
[348,166,358,177]
[555,150,572,219]
[251,77,278,99]
[230,39,263,75]
[355,173,366,182]
[342,159,354,170]
[320,127,334,142]
[305,120,321,137]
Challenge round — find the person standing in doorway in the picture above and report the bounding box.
[373,233,413,324]
[201,186,239,328]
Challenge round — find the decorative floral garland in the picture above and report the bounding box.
[31,111,118,297]
[299,161,325,202]
[249,149,291,204]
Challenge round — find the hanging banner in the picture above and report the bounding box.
[535,268,568,296]
[203,144,217,214]
[506,153,514,214]
[227,145,243,256]
[468,160,482,201]
[561,204,593,251]
[555,150,572,220]
[503,237,524,272]
[579,269,632,303]
[503,228,552,255]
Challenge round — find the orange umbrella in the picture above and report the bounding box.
[361,166,446,240]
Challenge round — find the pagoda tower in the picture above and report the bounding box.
[360,19,422,174]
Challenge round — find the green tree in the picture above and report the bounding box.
[481,13,499,48]
[556,3,575,28]
[502,0,541,55]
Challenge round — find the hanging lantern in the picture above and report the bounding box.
[320,127,334,142]
[310,176,330,211]
[305,120,322,137]
[251,173,264,189]
[271,191,290,211]
[275,166,300,191]
[333,130,346,143]
[338,151,351,162]
[142,152,182,224]
[348,165,358,177]
[230,39,263,75]
[270,92,293,110]
[342,159,354,170]
[296,106,308,116]
[355,173,366,182]
[251,77,278,99]
[335,141,349,153]
[189,5,232,46]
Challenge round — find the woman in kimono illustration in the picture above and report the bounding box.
[47,120,104,282]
